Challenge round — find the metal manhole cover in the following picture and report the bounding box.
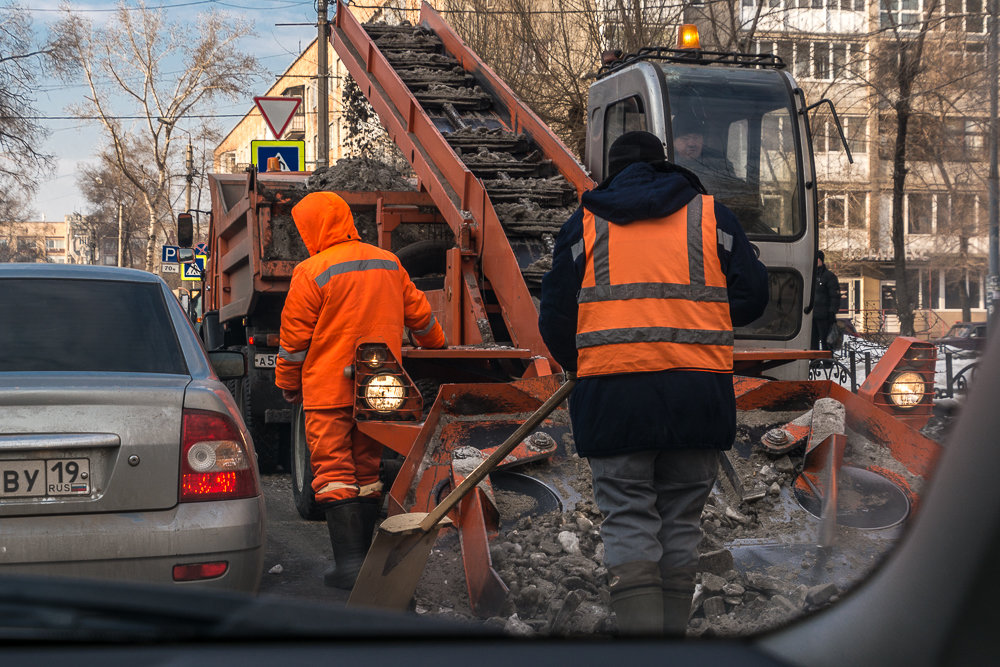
[793,466,910,529]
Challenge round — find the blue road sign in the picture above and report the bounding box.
[182,255,207,281]
[193,242,209,256]
[251,140,305,172]
[161,245,180,263]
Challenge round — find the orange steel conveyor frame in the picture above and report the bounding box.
[332,1,595,362]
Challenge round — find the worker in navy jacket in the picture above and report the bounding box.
[538,130,768,636]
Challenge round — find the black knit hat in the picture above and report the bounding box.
[672,112,705,137]
[817,250,825,262]
[607,130,666,181]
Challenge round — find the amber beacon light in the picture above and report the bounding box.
[677,24,700,50]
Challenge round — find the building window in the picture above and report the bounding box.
[46,237,65,251]
[759,40,863,82]
[907,193,933,234]
[823,194,846,227]
[848,193,867,229]
[881,0,923,30]
[815,114,868,154]
[955,118,985,161]
[945,0,985,33]
[820,192,867,229]
[952,193,981,234]
[944,268,983,309]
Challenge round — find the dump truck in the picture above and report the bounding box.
[195,0,941,619]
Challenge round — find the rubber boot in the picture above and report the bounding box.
[661,567,697,637]
[323,497,379,589]
[608,561,664,636]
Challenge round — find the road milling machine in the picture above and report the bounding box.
[195,1,941,617]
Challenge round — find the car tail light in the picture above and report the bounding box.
[173,561,229,581]
[180,409,259,502]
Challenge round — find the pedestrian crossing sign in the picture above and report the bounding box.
[182,255,207,281]
[251,140,305,172]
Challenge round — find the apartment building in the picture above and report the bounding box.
[214,5,385,173]
[746,0,989,335]
[0,220,69,263]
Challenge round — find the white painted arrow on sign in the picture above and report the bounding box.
[254,96,302,140]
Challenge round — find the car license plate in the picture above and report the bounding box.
[0,458,91,498]
[254,353,277,368]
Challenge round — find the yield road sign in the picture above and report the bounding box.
[161,245,180,263]
[251,140,305,172]
[254,96,301,140]
[182,255,207,281]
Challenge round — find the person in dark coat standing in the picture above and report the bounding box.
[538,131,769,636]
[812,250,841,351]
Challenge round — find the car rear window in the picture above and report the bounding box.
[0,278,187,374]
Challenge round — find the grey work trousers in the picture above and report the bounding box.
[589,449,719,572]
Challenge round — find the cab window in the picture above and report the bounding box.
[603,95,648,178]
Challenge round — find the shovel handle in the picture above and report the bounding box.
[418,378,576,531]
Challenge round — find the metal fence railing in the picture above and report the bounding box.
[806,338,978,399]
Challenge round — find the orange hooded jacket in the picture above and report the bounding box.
[275,192,446,409]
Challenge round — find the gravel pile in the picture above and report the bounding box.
[306,157,415,192]
[411,405,918,638]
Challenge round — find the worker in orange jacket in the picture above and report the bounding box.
[275,191,446,589]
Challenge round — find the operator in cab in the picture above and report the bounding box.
[275,191,446,590]
[538,131,768,635]
[671,111,736,182]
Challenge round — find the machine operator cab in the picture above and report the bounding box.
[585,27,841,362]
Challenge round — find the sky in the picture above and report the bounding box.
[24,0,327,222]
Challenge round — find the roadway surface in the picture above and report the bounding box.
[258,473,350,605]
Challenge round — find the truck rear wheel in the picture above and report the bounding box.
[291,404,323,521]
[396,239,450,290]
[229,345,283,474]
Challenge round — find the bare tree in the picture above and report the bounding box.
[871,0,986,335]
[49,2,263,272]
[0,187,42,263]
[77,149,152,268]
[433,1,788,157]
[0,1,53,208]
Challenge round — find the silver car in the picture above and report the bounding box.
[0,264,265,592]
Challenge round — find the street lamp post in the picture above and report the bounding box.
[157,117,196,216]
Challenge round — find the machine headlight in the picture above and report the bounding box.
[363,346,387,369]
[365,374,405,412]
[888,371,925,409]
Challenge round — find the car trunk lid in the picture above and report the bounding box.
[0,375,189,516]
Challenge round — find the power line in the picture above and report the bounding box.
[24,1,217,12]
[23,0,313,13]
[348,3,677,15]
[2,114,247,120]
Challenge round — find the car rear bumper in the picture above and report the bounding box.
[0,496,266,593]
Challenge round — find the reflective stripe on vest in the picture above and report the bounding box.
[314,258,399,289]
[575,195,733,376]
[278,345,308,363]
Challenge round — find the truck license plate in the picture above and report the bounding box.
[254,353,277,368]
[0,458,91,498]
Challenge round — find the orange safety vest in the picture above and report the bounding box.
[575,195,734,377]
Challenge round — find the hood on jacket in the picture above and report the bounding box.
[291,191,360,256]
[583,161,706,225]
